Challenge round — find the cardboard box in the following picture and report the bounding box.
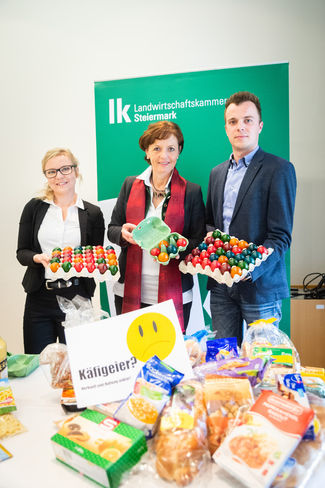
[51,409,147,488]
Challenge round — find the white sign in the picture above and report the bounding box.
[65,300,193,408]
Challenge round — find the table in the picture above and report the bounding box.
[1,368,325,488]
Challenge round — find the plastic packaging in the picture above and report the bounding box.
[241,320,300,387]
[155,379,210,486]
[0,336,7,379]
[0,413,26,439]
[39,343,72,389]
[57,294,109,328]
[7,353,39,377]
[184,331,208,367]
[205,337,239,362]
[114,356,184,438]
[203,376,254,455]
[0,378,16,414]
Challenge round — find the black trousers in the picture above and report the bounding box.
[114,295,192,333]
[23,281,90,354]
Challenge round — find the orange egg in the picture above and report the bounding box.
[50,262,60,272]
[238,240,249,249]
[229,237,239,247]
[231,266,242,278]
[158,252,169,263]
[159,240,169,249]
[218,255,229,264]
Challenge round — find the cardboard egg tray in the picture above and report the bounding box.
[47,245,120,282]
[179,230,273,287]
[132,216,188,265]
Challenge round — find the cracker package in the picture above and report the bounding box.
[203,375,254,455]
[51,409,147,488]
[214,390,314,488]
[114,356,183,438]
[0,413,26,439]
[0,378,16,414]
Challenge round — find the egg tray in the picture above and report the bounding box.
[47,245,120,282]
[132,216,188,265]
[179,230,273,287]
[46,266,120,282]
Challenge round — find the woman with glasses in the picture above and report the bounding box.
[16,148,105,353]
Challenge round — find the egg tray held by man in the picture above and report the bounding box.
[179,229,273,287]
[47,245,120,282]
[132,216,188,265]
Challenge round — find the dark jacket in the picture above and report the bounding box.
[206,148,297,303]
[107,176,206,293]
[16,198,105,295]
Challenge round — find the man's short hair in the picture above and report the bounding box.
[225,91,262,121]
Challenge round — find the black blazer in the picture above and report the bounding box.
[107,176,206,293]
[17,198,105,295]
[206,148,297,303]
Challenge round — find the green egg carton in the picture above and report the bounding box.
[7,353,39,377]
[133,216,188,265]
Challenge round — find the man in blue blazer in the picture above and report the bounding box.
[206,91,297,343]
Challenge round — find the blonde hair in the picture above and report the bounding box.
[39,148,81,201]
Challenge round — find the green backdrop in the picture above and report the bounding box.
[94,63,291,335]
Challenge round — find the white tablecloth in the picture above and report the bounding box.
[1,368,325,488]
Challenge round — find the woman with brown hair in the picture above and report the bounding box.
[17,148,105,353]
[108,121,205,332]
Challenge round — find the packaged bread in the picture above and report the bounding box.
[39,343,72,389]
[203,375,254,455]
[155,379,209,486]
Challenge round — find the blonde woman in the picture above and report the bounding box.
[17,148,105,353]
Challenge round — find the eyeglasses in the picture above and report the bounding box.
[44,165,77,179]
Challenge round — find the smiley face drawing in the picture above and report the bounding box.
[126,312,176,362]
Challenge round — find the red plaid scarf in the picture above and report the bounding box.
[122,169,186,331]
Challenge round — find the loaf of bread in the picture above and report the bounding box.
[155,379,209,486]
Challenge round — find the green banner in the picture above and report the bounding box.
[95,63,290,335]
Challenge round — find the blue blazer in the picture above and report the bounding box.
[206,148,297,303]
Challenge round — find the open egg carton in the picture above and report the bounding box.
[179,229,273,287]
[132,216,188,265]
[47,245,120,282]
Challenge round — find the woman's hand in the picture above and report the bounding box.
[121,223,137,245]
[33,253,51,268]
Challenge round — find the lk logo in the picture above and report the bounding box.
[109,98,131,124]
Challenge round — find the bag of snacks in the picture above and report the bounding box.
[203,376,254,455]
[155,379,209,486]
[0,378,16,414]
[0,413,26,439]
[39,343,72,389]
[184,331,207,367]
[194,356,268,387]
[205,337,239,362]
[114,356,183,438]
[241,319,300,386]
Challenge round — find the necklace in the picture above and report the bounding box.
[151,179,167,199]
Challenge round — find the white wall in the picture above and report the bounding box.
[1,0,324,353]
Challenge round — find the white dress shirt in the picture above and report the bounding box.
[38,195,84,280]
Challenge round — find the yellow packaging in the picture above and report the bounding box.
[0,337,7,379]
